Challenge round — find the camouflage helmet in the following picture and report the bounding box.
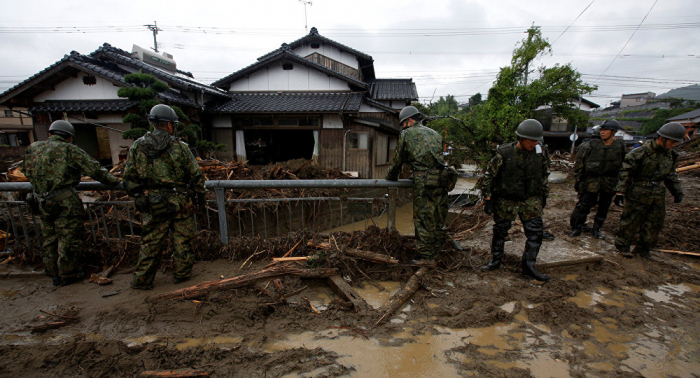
[399,106,421,124]
[600,118,620,130]
[591,126,601,139]
[48,120,75,137]
[148,104,178,124]
[657,122,685,142]
[516,119,544,141]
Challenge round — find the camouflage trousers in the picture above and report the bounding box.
[40,216,85,279]
[615,197,666,254]
[413,184,449,258]
[494,196,543,222]
[132,213,196,286]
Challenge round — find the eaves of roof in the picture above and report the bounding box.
[362,97,398,113]
[28,100,138,112]
[352,116,400,134]
[212,48,367,90]
[207,92,364,113]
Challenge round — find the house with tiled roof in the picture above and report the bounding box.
[0,43,227,165]
[667,108,700,139]
[208,27,418,178]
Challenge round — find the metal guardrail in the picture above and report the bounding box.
[0,179,413,249]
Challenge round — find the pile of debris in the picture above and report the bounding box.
[550,152,574,174]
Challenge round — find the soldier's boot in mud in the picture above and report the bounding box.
[592,215,606,239]
[633,246,656,261]
[51,276,62,286]
[521,247,550,282]
[581,224,593,233]
[569,228,582,237]
[521,218,550,282]
[482,234,506,271]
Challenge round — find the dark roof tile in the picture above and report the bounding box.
[208,92,363,113]
[368,79,418,101]
[28,100,138,112]
[667,108,700,121]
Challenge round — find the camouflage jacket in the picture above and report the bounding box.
[23,135,119,216]
[386,121,446,180]
[616,140,682,204]
[124,129,205,217]
[574,138,626,193]
[482,142,550,201]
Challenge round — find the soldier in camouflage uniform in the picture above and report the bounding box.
[481,119,551,281]
[386,106,457,266]
[614,122,685,259]
[23,120,119,286]
[569,119,626,239]
[124,104,206,289]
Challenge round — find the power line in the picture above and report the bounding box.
[551,0,595,45]
[595,0,659,82]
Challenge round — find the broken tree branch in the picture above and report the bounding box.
[147,267,337,303]
[327,275,371,314]
[375,267,429,325]
[345,249,399,264]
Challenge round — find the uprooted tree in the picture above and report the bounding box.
[426,27,597,166]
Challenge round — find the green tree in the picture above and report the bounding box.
[638,106,699,136]
[434,27,597,166]
[118,71,169,140]
[468,93,483,107]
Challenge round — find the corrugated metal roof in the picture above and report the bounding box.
[368,79,419,101]
[208,92,364,113]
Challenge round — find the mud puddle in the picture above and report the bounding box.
[326,202,415,234]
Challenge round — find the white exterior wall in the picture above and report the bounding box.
[228,62,349,91]
[322,114,343,129]
[359,103,384,113]
[293,44,359,69]
[34,73,121,101]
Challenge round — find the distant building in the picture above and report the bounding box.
[620,92,655,108]
[0,106,34,157]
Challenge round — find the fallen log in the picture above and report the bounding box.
[327,275,371,314]
[345,249,399,264]
[375,267,429,325]
[139,369,209,377]
[147,267,337,303]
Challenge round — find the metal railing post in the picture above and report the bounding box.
[387,188,398,231]
[215,187,228,244]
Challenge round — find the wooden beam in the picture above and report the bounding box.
[327,275,371,314]
[375,267,429,325]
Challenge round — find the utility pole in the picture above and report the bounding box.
[299,0,312,34]
[144,21,162,53]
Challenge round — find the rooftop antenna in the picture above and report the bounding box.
[298,0,312,34]
[144,21,162,52]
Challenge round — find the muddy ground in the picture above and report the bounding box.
[1,171,700,377]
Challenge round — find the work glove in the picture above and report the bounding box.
[674,194,684,204]
[614,194,624,207]
[484,200,494,215]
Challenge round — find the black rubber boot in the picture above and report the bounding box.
[592,223,602,239]
[521,218,550,282]
[592,214,606,239]
[569,229,582,237]
[482,216,510,271]
[522,247,551,281]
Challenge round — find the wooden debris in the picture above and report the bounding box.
[147,267,338,303]
[89,273,113,285]
[657,249,700,257]
[31,321,73,334]
[677,163,700,173]
[40,309,79,321]
[538,256,604,269]
[139,369,209,377]
[375,267,429,325]
[99,265,116,278]
[301,297,321,314]
[272,257,309,262]
[327,275,371,314]
[307,240,331,250]
[345,249,399,264]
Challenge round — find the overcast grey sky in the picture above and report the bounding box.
[1,0,698,108]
